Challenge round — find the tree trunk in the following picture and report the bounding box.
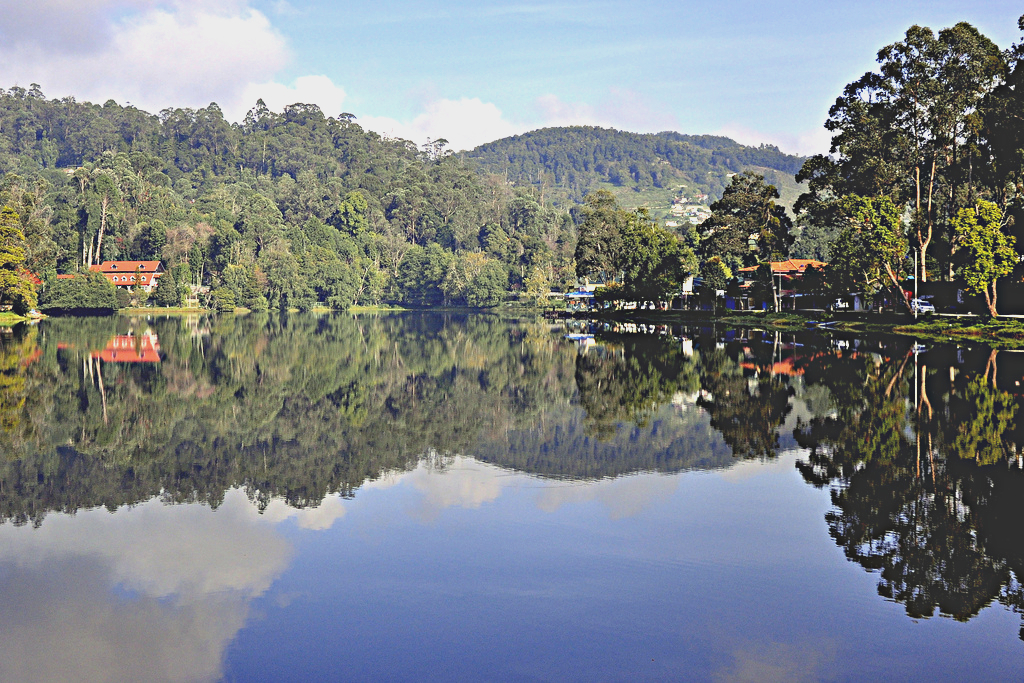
[95,193,109,265]
[986,281,999,317]
[884,263,913,313]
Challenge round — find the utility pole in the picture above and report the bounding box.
[914,252,918,320]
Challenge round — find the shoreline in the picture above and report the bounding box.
[559,309,1024,346]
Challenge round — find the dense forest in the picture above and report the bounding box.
[464,127,805,206]
[0,89,580,312]
[0,88,811,315]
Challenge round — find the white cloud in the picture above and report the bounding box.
[233,74,348,121]
[0,2,290,115]
[714,123,832,157]
[361,97,523,151]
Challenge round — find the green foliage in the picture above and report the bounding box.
[619,209,697,301]
[575,191,695,300]
[38,271,117,312]
[953,200,1015,316]
[797,17,1011,290]
[465,261,507,307]
[0,86,582,311]
[466,126,805,207]
[152,268,181,307]
[699,171,793,273]
[827,195,909,302]
[700,257,732,293]
[0,206,36,313]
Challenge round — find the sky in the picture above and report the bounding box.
[0,0,1020,155]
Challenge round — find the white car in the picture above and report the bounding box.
[910,298,935,314]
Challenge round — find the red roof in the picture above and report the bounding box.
[91,334,161,363]
[89,261,163,273]
[55,274,77,279]
[737,259,827,274]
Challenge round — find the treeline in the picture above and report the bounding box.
[464,126,805,206]
[0,88,578,312]
[0,314,749,525]
[791,16,1024,315]
[680,15,1024,317]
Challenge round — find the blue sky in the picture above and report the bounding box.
[0,0,1020,153]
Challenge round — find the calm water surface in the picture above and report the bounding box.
[0,313,1022,682]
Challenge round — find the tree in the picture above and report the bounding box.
[574,190,627,283]
[619,208,696,302]
[152,267,181,307]
[38,271,117,312]
[826,195,911,311]
[798,21,1003,282]
[464,261,507,307]
[699,172,792,273]
[952,200,1015,316]
[0,206,37,313]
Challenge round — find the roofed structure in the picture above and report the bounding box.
[88,261,164,292]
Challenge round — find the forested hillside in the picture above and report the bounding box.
[0,86,578,311]
[463,127,806,208]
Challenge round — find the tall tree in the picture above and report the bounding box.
[574,190,627,283]
[798,21,1003,282]
[0,206,36,313]
[699,171,793,273]
[952,200,1015,316]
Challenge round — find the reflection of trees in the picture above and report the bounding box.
[0,314,748,525]
[796,345,1024,631]
[574,334,698,439]
[697,334,794,459]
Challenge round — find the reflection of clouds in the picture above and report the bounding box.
[405,457,507,521]
[0,562,249,683]
[535,473,680,519]
[260,492,347,530]
[0,489,291,598]
[713,638,837,683]
[372,455,685,522]
[716,448,805,483]
[0,488,298,683]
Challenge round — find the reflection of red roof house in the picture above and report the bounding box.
[20,348,42,367]
[88,261,164,292]
[737,259,827,275]
[91,332,161,363]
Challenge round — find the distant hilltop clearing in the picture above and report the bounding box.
[462,126,806,209]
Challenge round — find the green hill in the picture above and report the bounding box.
[461,126,807,217]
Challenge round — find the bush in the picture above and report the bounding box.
[39,272,118,313]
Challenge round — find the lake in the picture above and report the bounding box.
[0,312,1022,682]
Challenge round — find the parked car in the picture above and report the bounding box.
[910,298,935,314]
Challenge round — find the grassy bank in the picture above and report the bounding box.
[120,307,208,316]
[0,312,26,326]
[574,308,1024,345]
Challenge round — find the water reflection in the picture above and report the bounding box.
[2,314,1024,678]
[793,341,1024,632]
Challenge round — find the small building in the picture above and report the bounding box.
[88,261,164,292]
[92,332,161,363]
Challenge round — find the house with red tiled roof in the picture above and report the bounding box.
[88,261,164,292]
[91,332,161,363]
[736,259,827,276]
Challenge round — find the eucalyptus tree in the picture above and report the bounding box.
[798,21,1003,281]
